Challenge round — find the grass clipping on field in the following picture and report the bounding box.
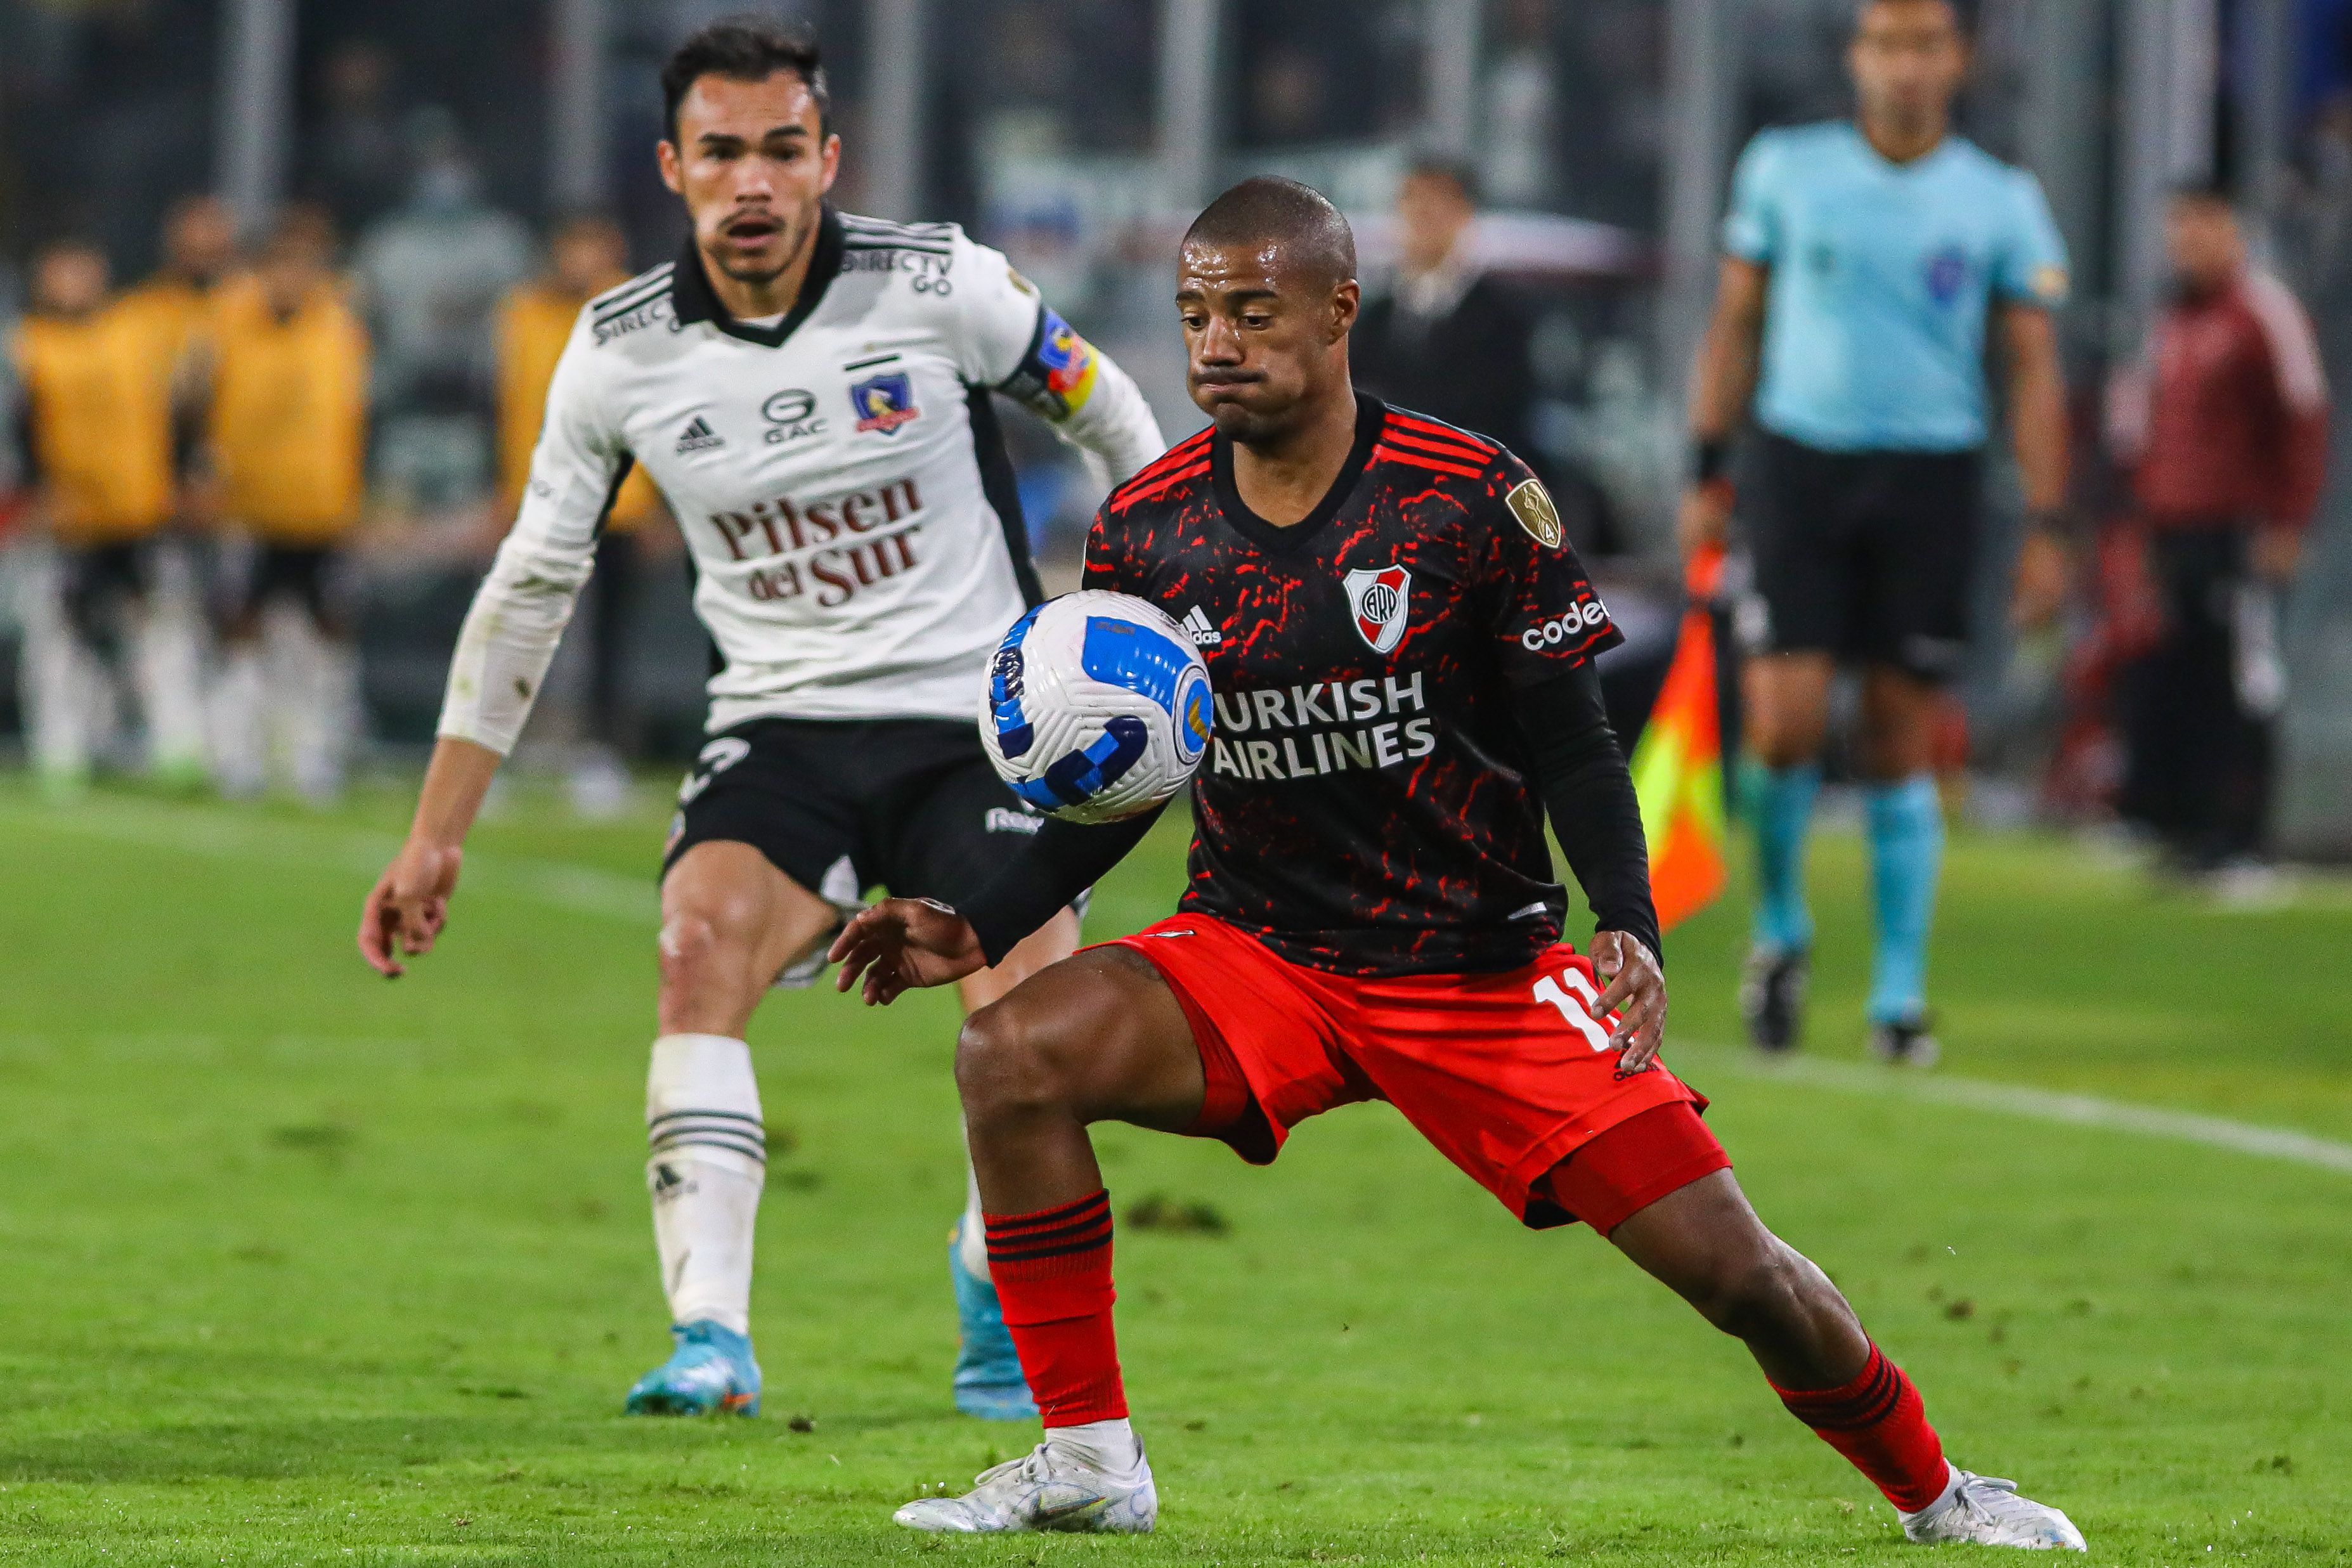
[1126,1193,1231,1234]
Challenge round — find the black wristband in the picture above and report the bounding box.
[1693,438,1732,486]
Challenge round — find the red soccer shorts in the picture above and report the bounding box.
[1110,914,1727,1232]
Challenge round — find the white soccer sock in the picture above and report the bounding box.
[22,582,96,782]
[646,1033,765,1337]
[292,637,358,801]
[265,604,355,801]
[208,643,268,798]
[1046,1417,1145,1479]
[132,590,209,775]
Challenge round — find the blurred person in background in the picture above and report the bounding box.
[117,193,245,714]
[303,41,410,235]
[1355,159,1539,462]
[201,209,372,802]
[2105,185,2330,883]
[1481,0,1562,209]
[113,195,241,405]
[354,108,531,417]
[8,236,207,796]
[1680,0,2071,1065]
[496,212,670,816]
[1356,156,1625,566]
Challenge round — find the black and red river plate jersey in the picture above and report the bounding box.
[1084,395,1623,976]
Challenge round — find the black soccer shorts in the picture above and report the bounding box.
[58,541,161,643]
[219,542,359,637]
[1742,432,1984,684]
[661,715,1049,914]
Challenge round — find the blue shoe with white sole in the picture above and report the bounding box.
[624,1319,762,1416]
[950,1221,1037,1420]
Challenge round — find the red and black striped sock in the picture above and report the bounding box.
[984,1190,1126,1427]
[1772,1343,1951,1512]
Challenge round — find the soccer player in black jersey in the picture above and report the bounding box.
[829,178,2082,1548]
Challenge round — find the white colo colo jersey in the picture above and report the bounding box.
[438,207,1165,751]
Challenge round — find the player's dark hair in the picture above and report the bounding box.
[661,15,831,142]
[263,202,337,261]
[31,233,104,261]
[2170,175,2237,209]
[1184,177,1357,290]
[1404,155,1481,207]
[550,207,624,240]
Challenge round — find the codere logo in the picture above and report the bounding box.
[1519,598,1611,652]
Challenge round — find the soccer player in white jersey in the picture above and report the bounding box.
[356,18,1166,1422]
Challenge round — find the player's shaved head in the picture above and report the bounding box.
[1176,179,1361,449]
[1182,177,1356,294]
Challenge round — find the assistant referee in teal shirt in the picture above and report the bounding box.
[1680,0,2072,1064]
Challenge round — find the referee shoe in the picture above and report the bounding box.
[1740,946,1810,1054]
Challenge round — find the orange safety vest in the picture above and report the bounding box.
[207,277,369,541]
[496,278,661,531]
[11,306,176,542]
[112,274,223,401]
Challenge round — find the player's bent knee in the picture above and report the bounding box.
[657,911,752,1002]
[954,1001,1075,1125]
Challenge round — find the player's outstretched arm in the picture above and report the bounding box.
[1679,256,1769,561]
[358,736,498,976]
[363,303,621,978]
[1999,301,2073,629]
[829,898,987,1006]
[830,804,1167,1006]
[1512,663,1668,1070]
[950,230,1167,488]
[1041,343,1164,489]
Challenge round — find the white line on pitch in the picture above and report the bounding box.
[1674,1043,2352,1176]
[9,798,660,924]
[18,800,2352,1177]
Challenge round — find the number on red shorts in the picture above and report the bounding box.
[1532,968,1611,1051]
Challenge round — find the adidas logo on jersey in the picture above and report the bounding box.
[1180,606,1222,647]
[675,415,725,453]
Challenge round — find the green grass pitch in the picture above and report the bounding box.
[0,782,2344,1565]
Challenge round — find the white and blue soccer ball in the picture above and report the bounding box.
[980,591,1214,824]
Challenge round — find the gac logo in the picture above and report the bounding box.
[763,388,826,444]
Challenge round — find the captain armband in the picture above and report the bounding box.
[998,306,1101,423]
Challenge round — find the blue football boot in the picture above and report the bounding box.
[950,1220,1038,1420]
[623,1319,762,1416]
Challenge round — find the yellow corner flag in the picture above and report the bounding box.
[1630,545,1729,931]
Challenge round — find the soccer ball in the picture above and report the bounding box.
[979,591,1214,824]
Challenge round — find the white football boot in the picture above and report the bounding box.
[1900,1468,2086,1550]
[894,1440,1157,1534]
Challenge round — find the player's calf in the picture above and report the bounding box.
[917,953,1204,1524]
[1609,1170,2082,1548]
[1609,1170,1868,1387]
[627,846,835,1415]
